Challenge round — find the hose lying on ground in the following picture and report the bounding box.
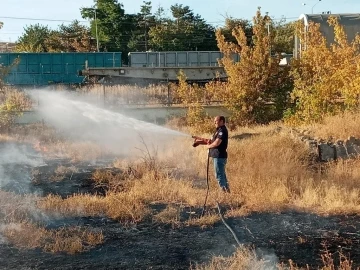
[216,201,242,247]
[201,152,210,217]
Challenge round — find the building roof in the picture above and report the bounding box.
[0,42,16,52]
[299,13,360,43]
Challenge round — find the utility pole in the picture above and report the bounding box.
[302,0,322,14]
[94,4,99,52]
[312,0,322,14]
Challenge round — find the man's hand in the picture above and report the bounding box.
[192,136,211,147]
[206,138,222,149]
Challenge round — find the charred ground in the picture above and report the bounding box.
[0,144,359,270]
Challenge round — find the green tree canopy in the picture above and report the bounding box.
[272,19,295,54]
[81,0,138,54]
[149,4,217,51]
[15,24,51,52]
[45,20,96,52]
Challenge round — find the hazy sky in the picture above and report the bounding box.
[0,0,358,42]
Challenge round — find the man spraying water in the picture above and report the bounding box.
[192,116,230,193]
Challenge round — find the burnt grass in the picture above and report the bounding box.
[0,144,360,269]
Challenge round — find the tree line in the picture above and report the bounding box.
[4,5,357,126]
[175,8,360,128]
[10,0,295,58]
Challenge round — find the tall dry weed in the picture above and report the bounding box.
[194,247,272,270]
[308,111,360,140]
[195,247,359,270]
[82,84,170,106]
[2,222,103,254]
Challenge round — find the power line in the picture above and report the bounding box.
[0,16,88,23]
[0,15,300,25]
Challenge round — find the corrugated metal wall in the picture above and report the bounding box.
[128,51,240,67]
[0,52,122,85]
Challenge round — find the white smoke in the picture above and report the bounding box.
[28,90,188,156]
[256,248,280,270]
[0,143,45,192]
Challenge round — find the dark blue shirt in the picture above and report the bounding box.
[209,125,228,158]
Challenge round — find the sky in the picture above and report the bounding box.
[0,0,358,43]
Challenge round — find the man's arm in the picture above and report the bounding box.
[206,138,222,149]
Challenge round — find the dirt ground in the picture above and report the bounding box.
[0,143,359,269]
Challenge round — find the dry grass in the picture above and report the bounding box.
[48,165,79,182]
[37,119,360,224]
[186,214,220,229]
[194,247,274,270]
[6,124,108,162]
[91,169,125,191]
[2,222,103,254]
[3,110,360,226]
[307,111,360,140]
[38,141,106,162]
[195,247,359,270]
[0,191,103,254]
[0,191,42,223]
[38,193,152,223]
[81,84,171,106]
[153,205,182,228]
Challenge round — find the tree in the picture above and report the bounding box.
[221,17,253,46]
[212,7,292,124]
[288,17,360,123]
[127,1,156,51]
[272,19,296,54]
[81,0,137,54]
[45,21,96,52]
[0,89,32,132]
[149,4,217,51]
[15,24,51,52]
[139,1,153,51]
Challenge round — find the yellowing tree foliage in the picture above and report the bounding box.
[213,8,292,124]
[289,17,360,123]
[173,70,213,132]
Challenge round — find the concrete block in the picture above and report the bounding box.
[318,143,335,161]
[345,140,360,157]
[334,141,350,160]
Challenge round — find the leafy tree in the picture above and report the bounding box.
[45,21,96,52]
[81,0,138,54]
[0,89,32,132]
[149,4,217,51]
[221,17,253,46]
[173,71,213,133]
[272,19,296,54]
[15,24,51,52]
[212,7,292,124]
[288,17,360,123]
[128,1,156,51]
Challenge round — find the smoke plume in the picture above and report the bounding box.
[29,90,188,156]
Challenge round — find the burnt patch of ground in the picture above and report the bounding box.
[1,143,360,269]
[30,160,123,198]
[0,211,359,269]
[227,211,360,267]
[1,152,123,197]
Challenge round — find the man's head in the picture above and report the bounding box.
[214,115,226,128]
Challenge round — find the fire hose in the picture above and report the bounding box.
[192,136,211,217]
[192,135,242,246]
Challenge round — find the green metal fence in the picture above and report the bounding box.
[0,52,122,85]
